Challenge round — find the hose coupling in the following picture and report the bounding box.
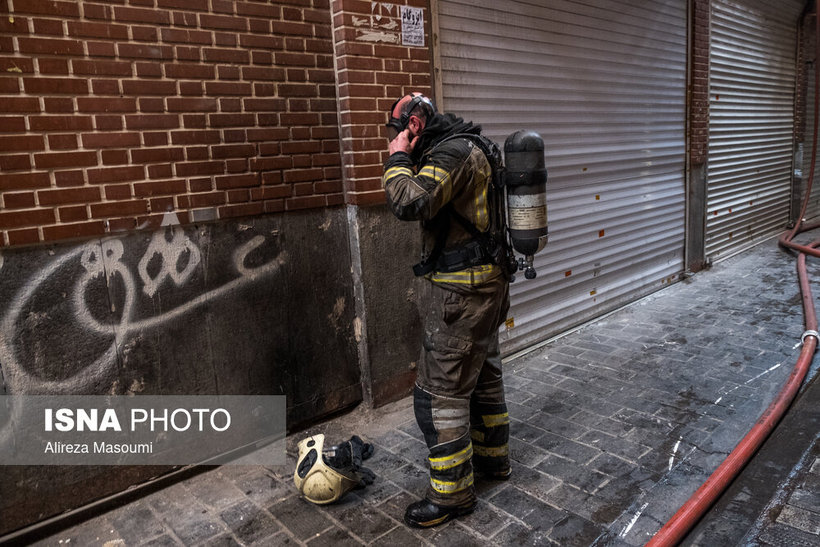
[801,329,820,344]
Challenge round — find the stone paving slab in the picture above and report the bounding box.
[29,234,820,546]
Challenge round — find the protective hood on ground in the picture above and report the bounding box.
[293,434,375,505]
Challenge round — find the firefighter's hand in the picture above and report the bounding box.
[389,129,418,156]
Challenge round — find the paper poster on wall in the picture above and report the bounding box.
[401,6,424,46]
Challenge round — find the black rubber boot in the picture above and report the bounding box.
[403,499,476,528]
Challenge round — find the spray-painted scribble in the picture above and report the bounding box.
[138,218,202,298]
[0,223,286,445]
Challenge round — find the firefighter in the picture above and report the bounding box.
[382,92,512,528]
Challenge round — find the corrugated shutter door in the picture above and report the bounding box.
[706,0,802,261]
[437,0,687,354]
[802,61,820,221]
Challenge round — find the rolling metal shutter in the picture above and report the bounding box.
[802,60,820,221]
[437,0,687,354]
[706,0,803,261]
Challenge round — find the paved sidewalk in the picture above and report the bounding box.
[31,233,820,546]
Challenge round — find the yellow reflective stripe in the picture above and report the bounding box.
[473,183,488,230]
[473,444,509,458]
[419,165,453,202]
[430,473,474,494]
[430,264,501,285]
[384,166,414,180]
[482,413,510,428]
[429,444,473,471]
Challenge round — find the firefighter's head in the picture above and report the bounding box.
[386,92,436,142]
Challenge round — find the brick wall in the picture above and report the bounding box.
[331,0,432,206]
[0,0,342,247]
[689,0,709,166]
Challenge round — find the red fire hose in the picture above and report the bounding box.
[646,7,820,546]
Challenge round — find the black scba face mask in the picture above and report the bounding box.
[386,95,435,141]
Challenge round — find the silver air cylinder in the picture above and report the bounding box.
[503,130,548,278]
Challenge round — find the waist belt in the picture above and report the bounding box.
[414,239,494,276]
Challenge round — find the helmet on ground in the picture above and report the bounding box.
[293,434,363,505]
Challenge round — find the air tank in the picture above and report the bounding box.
[503,130,548,279]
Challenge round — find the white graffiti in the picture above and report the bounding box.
[138,214,202,297]
[0,226,286,445]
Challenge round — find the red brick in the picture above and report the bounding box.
[67,21,129,40]
[58,205,89,223]
[203,48,249,64]
[33,18,64,35]
[170,130,220,145]
[147,164,174,179]
[29,115,93,131]
[219,202,264,219]
[18,37,84,56]
[236,2,280,17]
[131,26,158,41]
[54,170,85,187]
[86,41,117,57]
[95,116,124,130]
[166,97,218,112]
[77,97,137,113]
[0,135,44,152]
[160,28,213,45]
[157,0,208,9]
[87,166,145,184]
[7,228,41,246]
[37,58,70,74]
[117,43,174,60]
[104,184,133,200]
[113,6,171,25]
[38,187,102,206]
[215,173,259,189]
[0,97,41,113]
[134,179,186,196]
[3,191,36,209]
[0,172,50,191]
[211,144,256,159]
[125,114,179,130]
[48,134,78,150]
[204,81,252,96]
[143,132,169,146]
[101,149,128,165]
[34,151,97,169]
[42,221,105,242]
[72,59,133,77]
[131,147,185,164]
[91,79,120,94]
[0,208,55,229]
[175,160,224,177]
[13,0,80,17]
[285,195,325,210]
[43,98,74,113]
[200,14,247,31]
[179,81,204,95]
[82,132,142,149]
[0,57,34,74]
[208,113,255,127]
[272,20,312,37]
[239,34,283,50]
[90,200,148,217]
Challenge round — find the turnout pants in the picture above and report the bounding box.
[414,274,511,507]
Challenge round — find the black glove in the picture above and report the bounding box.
[324,435,376,487]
